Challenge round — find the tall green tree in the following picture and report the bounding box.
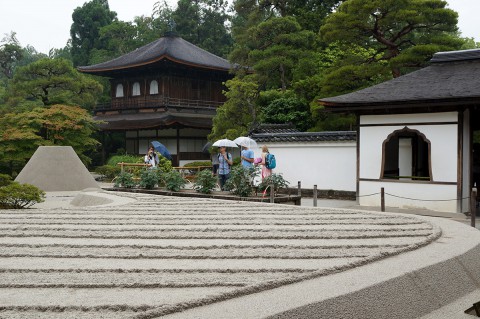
[320,0,462,77]
[0,33,23,80]
[209,75,261,141]
[248,16,315,91]
[6,58,102,112]
[172,0,233,57]
[70,0,117,66]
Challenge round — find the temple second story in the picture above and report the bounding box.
[78,32,234,166]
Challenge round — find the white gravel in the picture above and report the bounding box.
[0,191,439,318]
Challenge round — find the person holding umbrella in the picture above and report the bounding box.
[218,146,233,190]
[144,146,159,168]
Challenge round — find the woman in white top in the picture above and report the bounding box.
[144,146,159,168]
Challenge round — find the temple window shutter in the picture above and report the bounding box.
[150,80,159,95]
[115,84,124,97]
[132,82,141,96]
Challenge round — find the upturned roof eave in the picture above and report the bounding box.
[78,55,232,75]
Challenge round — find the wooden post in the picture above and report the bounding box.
[471,187,477,228]
[297,181,301,196]
[270,184,275,203]
[313,185,318,207]
[381,187,385,212]
[120,162,125,173]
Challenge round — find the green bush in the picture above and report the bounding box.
[193,169,218,194]
[232,157,241,167]
[95,165,121,179]
[114,172,136,188]
[139,169,160,189]
[163,170,186,192]
[225,166,258,197]
[0,182,45,209]
[258,173,290,196]
[184,161,212,168]
[157,156,173,173]
[0,174,13,187]
[107,154,141,166]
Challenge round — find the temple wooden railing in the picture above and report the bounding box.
[95,96,223,112]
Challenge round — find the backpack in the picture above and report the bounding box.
[265,153,276,169]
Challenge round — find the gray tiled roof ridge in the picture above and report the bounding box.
[78,35,232,72]
[250,130,357,142]
[320,52,480,105]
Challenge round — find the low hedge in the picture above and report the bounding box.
[0,182,45,209]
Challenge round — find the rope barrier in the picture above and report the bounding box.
[385,193,471,202]
[356,192,380,198]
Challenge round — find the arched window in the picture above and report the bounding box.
[149,80,159,95]
[132,82,141,96]
[381,127,432,181]
[115,84,124,97]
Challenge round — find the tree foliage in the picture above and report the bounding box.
[0,104,101,166]
[70,0,117,66]
[320,0,462,77]
[6,58,102,111]
[209,75,260,141]
[171,0,233,57]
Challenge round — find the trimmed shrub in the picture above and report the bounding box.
[163,170,186,192]
[95,165,121,179]
[139,169,160,189]
[193,169,217,194]
[157,156,173,173]
[0,174,13,187]
[114,172,136,188]
[107,154,141,166]
[183,161,212,168]
[0,182,45,209]
[225,166,257,197]
[258,173,290,196]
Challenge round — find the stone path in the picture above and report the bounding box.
[0,192,440,319]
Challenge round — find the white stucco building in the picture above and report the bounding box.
[320,49,480,214]
[250,124,356,192]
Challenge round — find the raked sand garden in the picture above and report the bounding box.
[0,191,440,319]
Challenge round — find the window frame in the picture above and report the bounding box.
[380,126,433,182]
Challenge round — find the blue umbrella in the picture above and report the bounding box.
[151,141,172,160]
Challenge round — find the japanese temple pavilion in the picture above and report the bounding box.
[78,32,233,166]
[320,49,480,214]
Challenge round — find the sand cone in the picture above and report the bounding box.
[15,146,99,191]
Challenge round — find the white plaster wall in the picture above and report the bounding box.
[359,111,460,213]
[359,181,458,213]
[261,142,356,191]
[360,123,457,182]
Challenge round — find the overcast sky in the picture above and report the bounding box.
[0,0,478,54]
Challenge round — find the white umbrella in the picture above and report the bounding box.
[212,139,238,148]
[234,136,258,149]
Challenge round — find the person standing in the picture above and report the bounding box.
[144,146,159,168]
[241,146,254,168]
[217,146,232,190]
[259,145,272,180]
[211,150,220,175]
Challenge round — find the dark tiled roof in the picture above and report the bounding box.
[78,33,232,73]
[249,123,299,135]
[251,131,357,143]
[320,49,480,107]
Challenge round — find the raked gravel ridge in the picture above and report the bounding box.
[0,191,440,319]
